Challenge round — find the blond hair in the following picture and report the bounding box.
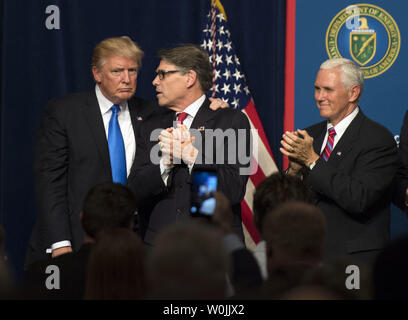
[91,36,144,70]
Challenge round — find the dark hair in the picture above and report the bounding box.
[373,236,408,299]
[146,221,228,299]
[81,182,136,238]
[263,201,326,261]
[157,44,212,92]
[302,257,373,300]
[253,172,316,236]
[84,228,146,300]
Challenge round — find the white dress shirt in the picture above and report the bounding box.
[320,106,359,154]
[252,240,268,280]
[96,85,136,177]
[160,95,206,184]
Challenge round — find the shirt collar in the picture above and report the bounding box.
[327,106,359,138]
[95,85,128,114]
[176,94,206,118]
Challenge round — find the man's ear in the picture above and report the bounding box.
[79,211,83,223]
[186,70,198,88]
[348,85,361,103]
[92,66,102,83]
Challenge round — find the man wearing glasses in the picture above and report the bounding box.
[130,44,251,246]
[27,37,226,265]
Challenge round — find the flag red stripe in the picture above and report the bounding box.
[283,0,296,170]
[241,200,260,243]
[249,157,266,187]
[244,100,274,159]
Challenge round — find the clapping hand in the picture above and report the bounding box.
[158,124,198,166]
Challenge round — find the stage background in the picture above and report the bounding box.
[0,0,285,281]
[293,0,408,241]
[1,0,407,283]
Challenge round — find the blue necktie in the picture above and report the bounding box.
[108,105,127,184]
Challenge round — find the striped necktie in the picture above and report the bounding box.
[321,127,336,161]
[177,112,189,124]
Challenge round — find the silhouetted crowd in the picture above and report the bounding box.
[1,172,407,300]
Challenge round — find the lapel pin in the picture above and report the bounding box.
[137,116,143,121]
[198,126,205,131]
[337,151,342,156]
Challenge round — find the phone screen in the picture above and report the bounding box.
[190,169,218,217]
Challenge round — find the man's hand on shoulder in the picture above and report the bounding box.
[209,97,229,110]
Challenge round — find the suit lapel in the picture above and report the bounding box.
[310,122,327,155]
[127,98,166,182]
[190,98,216,130]
[328,110,365,164]
[128,98,144,182]
[81,91,111,175]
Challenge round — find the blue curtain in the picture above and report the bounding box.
[0,0,286,280]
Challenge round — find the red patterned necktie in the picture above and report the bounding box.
[177,112,189,124]
[321,127,336,161]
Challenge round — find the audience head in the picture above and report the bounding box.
[253,172,315,237]
[263,201,326,273]
[301,257,373,300]
[146,221,229,299]
[280,284,344,300]
[212,191,234,234]
[84,228,146,300]
[81,182,137,240]
[0,225,15,298]
[373,235,408,299]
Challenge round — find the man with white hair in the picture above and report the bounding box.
[280,58,401,264]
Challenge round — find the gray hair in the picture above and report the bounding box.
[157,44,212,93]
[320,58,364,100]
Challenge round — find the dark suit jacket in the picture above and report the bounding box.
[27,91,156,265]
[300,110,400,261]
[130,98,251,244]
[399,111,408,165]
[230,248,263,295]
[392,110,408,211]
[23,243,93,300]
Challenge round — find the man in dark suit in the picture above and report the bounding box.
[393,111,408,211]
[24,182,137,299]
[27,37,227,265]
[130,44,251,245]
[280,58,401,264]
[26,36,156,265]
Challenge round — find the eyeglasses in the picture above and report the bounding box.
[155,69,183,80]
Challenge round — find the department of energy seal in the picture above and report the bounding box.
[326,3,400,78]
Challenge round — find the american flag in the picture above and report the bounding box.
[200,0,278,248]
